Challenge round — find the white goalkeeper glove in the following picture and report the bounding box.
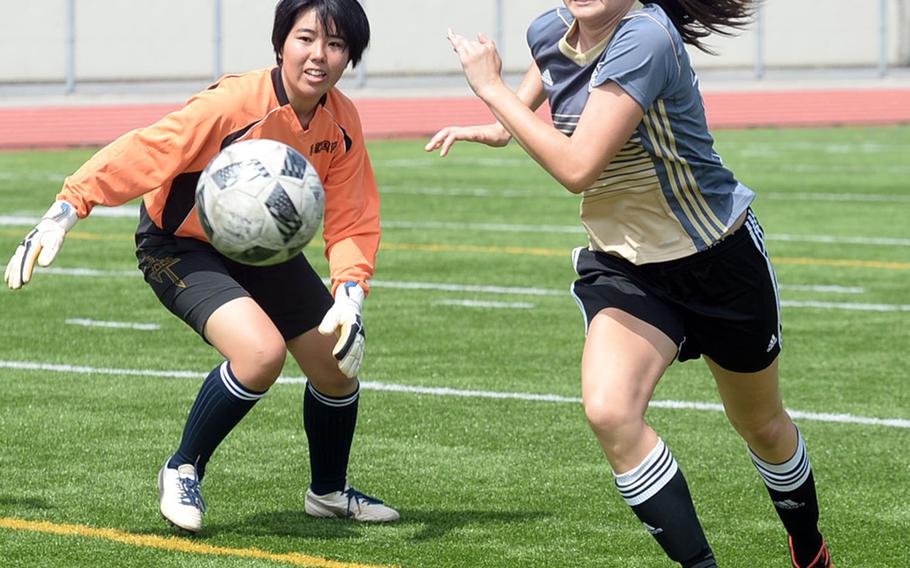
[4,200,79,290]
[318,281,366,378]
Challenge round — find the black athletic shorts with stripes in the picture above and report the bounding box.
[571,210,782,373]
[135,224,333,342]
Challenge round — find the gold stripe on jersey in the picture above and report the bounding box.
[580,135,697,264]
[653,100,725,233]
[642,100,725,244]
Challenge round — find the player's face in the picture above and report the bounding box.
[280,9,350,114]
[563,0,633,23]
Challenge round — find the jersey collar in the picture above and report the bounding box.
[557,1,643,66]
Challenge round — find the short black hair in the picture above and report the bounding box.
[272,0,370,68]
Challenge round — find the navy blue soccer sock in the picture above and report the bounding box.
[168,361,267,479]
[303,381,359,495]
[750,429,823,566]
[614,439,716,568]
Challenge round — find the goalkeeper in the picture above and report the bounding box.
[4,0,398,532]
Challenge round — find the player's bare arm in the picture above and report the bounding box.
[425,56,548,157]
[445,29,642,193]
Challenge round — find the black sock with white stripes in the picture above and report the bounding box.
[168,361,267,480]
[614,439,716,567]
[750,430,823,567]
[304,381,359,495]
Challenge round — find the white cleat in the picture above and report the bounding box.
[305,485,400,522]
[158,462,206,533]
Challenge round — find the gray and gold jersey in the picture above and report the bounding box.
[527,3,754,264]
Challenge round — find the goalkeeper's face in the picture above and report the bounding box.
[280,9,350,112]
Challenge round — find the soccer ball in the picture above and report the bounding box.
[195,138,325,266]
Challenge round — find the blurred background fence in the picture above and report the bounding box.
[1,0,908,92]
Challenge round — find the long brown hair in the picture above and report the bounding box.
[644,0,761,53]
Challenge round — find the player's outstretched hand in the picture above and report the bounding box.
[446,29,503,99]
[318,281,366,379]
[425,123,511,157]
[4,200,78,290]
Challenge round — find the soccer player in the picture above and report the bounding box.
[426,1,831,567]
[4,0,399,532]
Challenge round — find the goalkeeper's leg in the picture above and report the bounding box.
[160,297,286,532]
[287,328,399,522]
[583,310,715,567]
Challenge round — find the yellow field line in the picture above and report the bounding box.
[2,230,909,270]
[773,256,910,270]
[0,517,395,568]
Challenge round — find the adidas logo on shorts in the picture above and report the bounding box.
[766,334,778,352]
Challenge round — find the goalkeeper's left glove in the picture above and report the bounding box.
[318,281,366,378]
[5,200,79,290]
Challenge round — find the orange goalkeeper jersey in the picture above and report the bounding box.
[58,67,380,293]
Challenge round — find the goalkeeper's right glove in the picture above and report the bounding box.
[4,200,79,290]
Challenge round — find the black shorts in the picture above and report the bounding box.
[135,229,333,342]
[571,210,782,373]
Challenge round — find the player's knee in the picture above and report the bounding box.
[731,410,791,451]
[583,399,636,437]
[231,336,287,390]
[307,365,357,397]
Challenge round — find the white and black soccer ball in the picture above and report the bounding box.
[195,138,325,266]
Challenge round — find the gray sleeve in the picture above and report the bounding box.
[527,9,561,61]
[589,17,681,111]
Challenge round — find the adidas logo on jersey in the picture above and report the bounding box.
[540,68,554,87]
[766,334,778,352]
[773,499,805,510]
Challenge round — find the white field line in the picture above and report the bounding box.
[436,299,535,309]
[378,185,910,205]
[0,172,68,182]
[4,211,909,247]
[381,144,910,167]
[384,220,581,234]
[381,186,567,198]
[736,141,910,154]
[0,215,40,225]
[762,192,910,203]
[1,359,907,430]
[769,234,910,247]
[779,284,863,294]
[31,266,142,277]
[376,157,533,167]
[65,318,160,331]
[764,164,910,175]
[385,220,910,248]
[374,279,565,296]
[2,266,900,311]
[3,206,139,224]
[781,300,910,312]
